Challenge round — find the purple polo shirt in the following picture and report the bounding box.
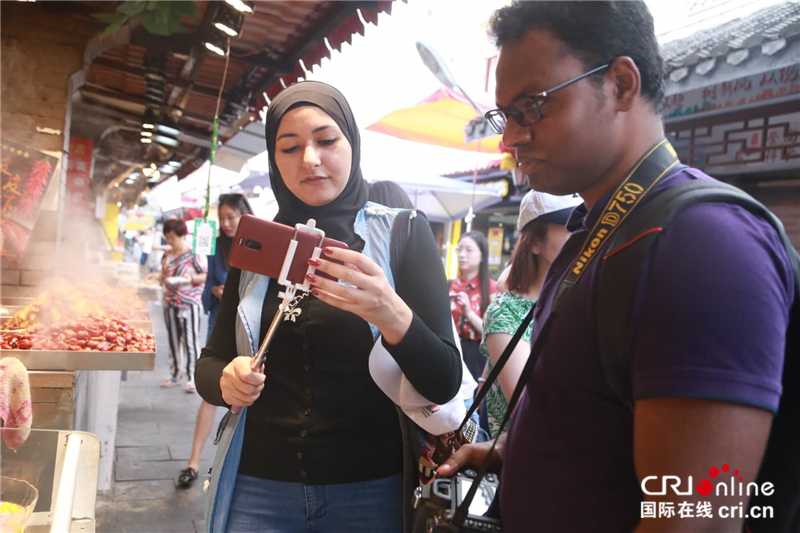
[499,167,795,532]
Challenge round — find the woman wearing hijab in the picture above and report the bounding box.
[196,81,462,533]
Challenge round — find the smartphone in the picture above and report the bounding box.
[229,215,349,284]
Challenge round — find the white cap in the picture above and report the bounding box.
[517,191,583,231]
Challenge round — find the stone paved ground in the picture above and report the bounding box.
[96,300,225,533]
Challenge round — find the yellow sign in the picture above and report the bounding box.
[446,219,462,280]
[122,213,155,232]
[488,227,503,271]
[482,179,510,198]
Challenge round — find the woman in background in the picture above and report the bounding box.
[177,194,253,488]
[201,194,254,335]
[450,231,498,381]
[480,191,579,437]
[151,219,207,391]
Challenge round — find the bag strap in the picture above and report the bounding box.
[459,305,535,431]
[451,308,554,529]
[595,180,800,532]
[597,180,800,408]
[451,140,682,529]
[390,204,535,432]
[389,208,418,282]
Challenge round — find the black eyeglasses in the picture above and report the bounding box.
[484,63,611,134]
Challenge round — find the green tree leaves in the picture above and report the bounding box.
[91,1,199,38]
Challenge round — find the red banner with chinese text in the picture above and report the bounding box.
[66,137,93,212]
[1,140,59,262]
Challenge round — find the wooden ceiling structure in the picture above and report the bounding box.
[63,0,397,203]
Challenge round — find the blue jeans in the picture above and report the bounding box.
[225,473,403,533]
[464,397,490,443]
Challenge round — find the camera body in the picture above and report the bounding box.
[412,469,502,532]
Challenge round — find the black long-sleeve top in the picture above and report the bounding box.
[195,215,462,485]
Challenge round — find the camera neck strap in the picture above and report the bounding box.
[451,139,680,529]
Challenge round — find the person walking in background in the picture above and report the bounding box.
[140,226,155,270]
[450,231,499,381]
[146,225,169,273]
[177,194,254,488]
[201,194,254,336]
[148,219,207,392]
[480,191,579,438]
[131,232,143,265]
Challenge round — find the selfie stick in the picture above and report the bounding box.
[231,219,325,414]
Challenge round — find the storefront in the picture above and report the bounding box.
[1,1,403,530]
[442,159,521,276]
[660,1,800,248]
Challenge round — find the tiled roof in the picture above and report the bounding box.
[441,159,502,178]
[660,2,800,81]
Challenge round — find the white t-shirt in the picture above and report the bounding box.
[141,234,154,254]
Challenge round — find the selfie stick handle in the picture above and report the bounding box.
[230,218,323,415]
[230,290,291,415]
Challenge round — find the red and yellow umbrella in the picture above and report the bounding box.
[366,87,502,152]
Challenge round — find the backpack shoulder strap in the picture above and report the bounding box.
[597,179,800,407]
[389,208,421,282]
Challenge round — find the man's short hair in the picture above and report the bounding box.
[489,1,665,111]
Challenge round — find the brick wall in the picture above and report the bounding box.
[1,3,94,298]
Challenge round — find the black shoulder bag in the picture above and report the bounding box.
[596,180,800,533]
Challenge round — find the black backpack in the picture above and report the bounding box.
[597,179,800,532]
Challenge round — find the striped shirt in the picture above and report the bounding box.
[162,250,207,310]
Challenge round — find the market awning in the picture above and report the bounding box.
[367,175,502,223]
[366,86,502,152]
[73,0,401,193]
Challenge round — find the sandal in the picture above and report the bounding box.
[185,381,196,393]
[177,467,198,488]
[161,377,182,388]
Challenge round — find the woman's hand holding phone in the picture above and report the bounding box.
[306,247,413,346]
[220,356,265,407]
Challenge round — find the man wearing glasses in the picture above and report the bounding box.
[438,2,796,532]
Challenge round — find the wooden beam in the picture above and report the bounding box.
[129,27,195,56]
[81,85,148,106]
[79,87,214,138]
[91,57,231,100]
[181,112,215,127]
[75,101,142,123]
[93,57,187,87]
[240,52,294,72]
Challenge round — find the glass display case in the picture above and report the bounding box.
[0,428,100,533]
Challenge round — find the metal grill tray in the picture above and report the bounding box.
[0,348,155,371]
